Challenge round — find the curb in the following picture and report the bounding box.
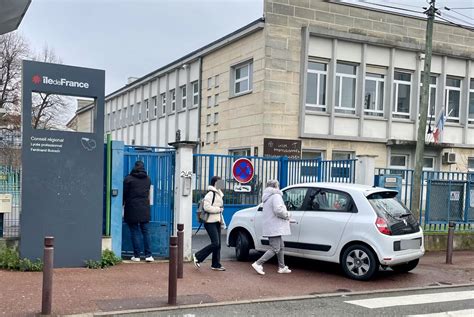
[81,282,474,316]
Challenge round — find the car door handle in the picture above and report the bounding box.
[290,219,298,224]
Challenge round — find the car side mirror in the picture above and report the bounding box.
[257,205,263,211]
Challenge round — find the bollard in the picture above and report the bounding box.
[41,236,54,315]
[177,223,184,279]
[168,236,178,305]
[446,221,455,264]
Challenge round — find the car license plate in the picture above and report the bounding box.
[400,238,421,250]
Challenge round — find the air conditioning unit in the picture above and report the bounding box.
[442,152,456,164]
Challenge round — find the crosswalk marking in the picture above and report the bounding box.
[407,309,474,317]
[344,290,474,309]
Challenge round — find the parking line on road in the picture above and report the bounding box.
[345,291,474,309]
[407,309,474,317]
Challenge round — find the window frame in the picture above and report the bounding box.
[419,74,437,118]
[137,102,141,122]
[181,85,187,109]
[335,62,358,113]
[389,154,408,169]
[445,76,462,122]
[214,112,219,125]
[231,60,253,97]
[364,73,385,116]
[423,156,435,171]
[206,114,211,126]
[144,99,149,121]
[129,104,134,124]
[152,96,157,118]
[306,61,328,111]
[468,157,474,171]
[215,74,220,88]
[393,71,412,118]
[229,148,251,156]
[170,89,176,112]
[160,93,166,116]
[192,81,199,107]
[469,79,474,123]
[213,131,218,143]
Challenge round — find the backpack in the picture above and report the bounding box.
[196,191,216,224]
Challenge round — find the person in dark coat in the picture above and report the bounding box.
[123,160,153,262]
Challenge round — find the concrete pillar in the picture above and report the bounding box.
[355,155,378,186]
[110,141,124,257]
[169,141,198,261]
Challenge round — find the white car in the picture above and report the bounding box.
[226,183,425,280]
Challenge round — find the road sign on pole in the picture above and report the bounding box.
[232,158,254,184]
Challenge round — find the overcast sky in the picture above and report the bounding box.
[16,0,472,95]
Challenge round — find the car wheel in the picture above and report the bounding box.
[235,231,250,261]
[391,259,419,273]
[341,244,378,281]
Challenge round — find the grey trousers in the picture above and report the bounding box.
[256,236,285,268]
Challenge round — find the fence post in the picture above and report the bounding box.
[208,155,215,185]
[41,236,54,316]
[355,155,377,185]
[168,236,178,305]
[317,158,322,182]
[279,156,288,188]
[445,221,455,264]
[177,223,184,279]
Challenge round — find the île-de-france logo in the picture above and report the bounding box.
[32,75,41,84]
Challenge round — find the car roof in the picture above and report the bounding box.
[285,182,397,197]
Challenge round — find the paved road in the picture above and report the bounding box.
[118,285,474,317]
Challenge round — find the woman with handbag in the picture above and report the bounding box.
[193,176,226,271]
[251,179,292,275]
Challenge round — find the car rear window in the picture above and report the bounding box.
[367,192,411,217]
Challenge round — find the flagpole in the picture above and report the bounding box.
[412,0,437,220]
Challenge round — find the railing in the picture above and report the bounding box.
[0,166,21,238]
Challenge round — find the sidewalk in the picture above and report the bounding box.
[1,251,473,316]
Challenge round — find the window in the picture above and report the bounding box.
[420,74,437,118]
[468,157,474,171]
[207,96,212,108]
[445,76,461,122]
[161,93,166,115]
[393,71,412,118]
[215,74,220,88]
[214,112,219,125]
[106,113,110,131]
[332,151,353,161]
[129,105,134,124]
[364,73,385,116]
[181,85,187,109]
[207,77,213,90]
[423,157,435,171]
[390,154,408,169]
[152,96,157,117]
[123,107,127,124]
[192,81,199,106]
[213,131,218,143]
[282,187,308,211]
[206,132,211,144]
[306,61,327,111]
[229,148,251,156]
[336,63,357,113]
[171,89,176,112]
[206,114,212,126]
[144,99,149,120]
[307,188,352,212]
[118,109,122,127]
[137,102,141,121]
[469,79,474,123]
[232,60,253,96]
[214,94,219,107]
[302,150,324,160]
[111,111,115,130]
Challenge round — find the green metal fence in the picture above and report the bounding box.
[0,166,21,238]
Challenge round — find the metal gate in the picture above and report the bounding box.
[121,146,175,258]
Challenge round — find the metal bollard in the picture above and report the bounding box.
[41,236,54,315]
[168,236,178,305]
[177,223,184,279]
[446,222,455,264]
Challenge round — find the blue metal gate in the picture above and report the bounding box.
[121,146,175,258]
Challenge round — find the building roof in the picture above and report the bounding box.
[106,17,265,100]
[0,0,31,35]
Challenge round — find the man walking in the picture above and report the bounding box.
[123,160,154,262]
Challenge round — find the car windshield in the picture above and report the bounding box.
[367,192,411,218]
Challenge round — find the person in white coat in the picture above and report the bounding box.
[193,176,226,271]
[252,179,292,275]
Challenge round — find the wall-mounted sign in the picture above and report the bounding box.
[263,138,302,159]
[20,60,105,267]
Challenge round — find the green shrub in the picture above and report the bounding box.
[0,246,43,271]
[85,249,122,269]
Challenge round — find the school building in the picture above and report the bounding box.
[104,0,474,172]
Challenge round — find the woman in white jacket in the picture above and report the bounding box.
[193,176,226,271]
[251,179,292,275]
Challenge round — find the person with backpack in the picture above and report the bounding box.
[193,176,226,271]
[123,160,153,262]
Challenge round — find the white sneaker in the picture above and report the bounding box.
[278,266,292,274]
[145,256,154,262]
[252,262,265,275]
[192,253,200,268]
[130,256,140,262]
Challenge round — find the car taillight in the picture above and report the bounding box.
[375,217,392,235]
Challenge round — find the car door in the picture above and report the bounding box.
[254,187,307,254]
[298,187,355,257]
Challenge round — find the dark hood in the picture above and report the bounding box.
[131,167,148,178]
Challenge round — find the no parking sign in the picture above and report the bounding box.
[232,158,254,184]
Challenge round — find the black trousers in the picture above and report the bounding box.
[195,222,221,268]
